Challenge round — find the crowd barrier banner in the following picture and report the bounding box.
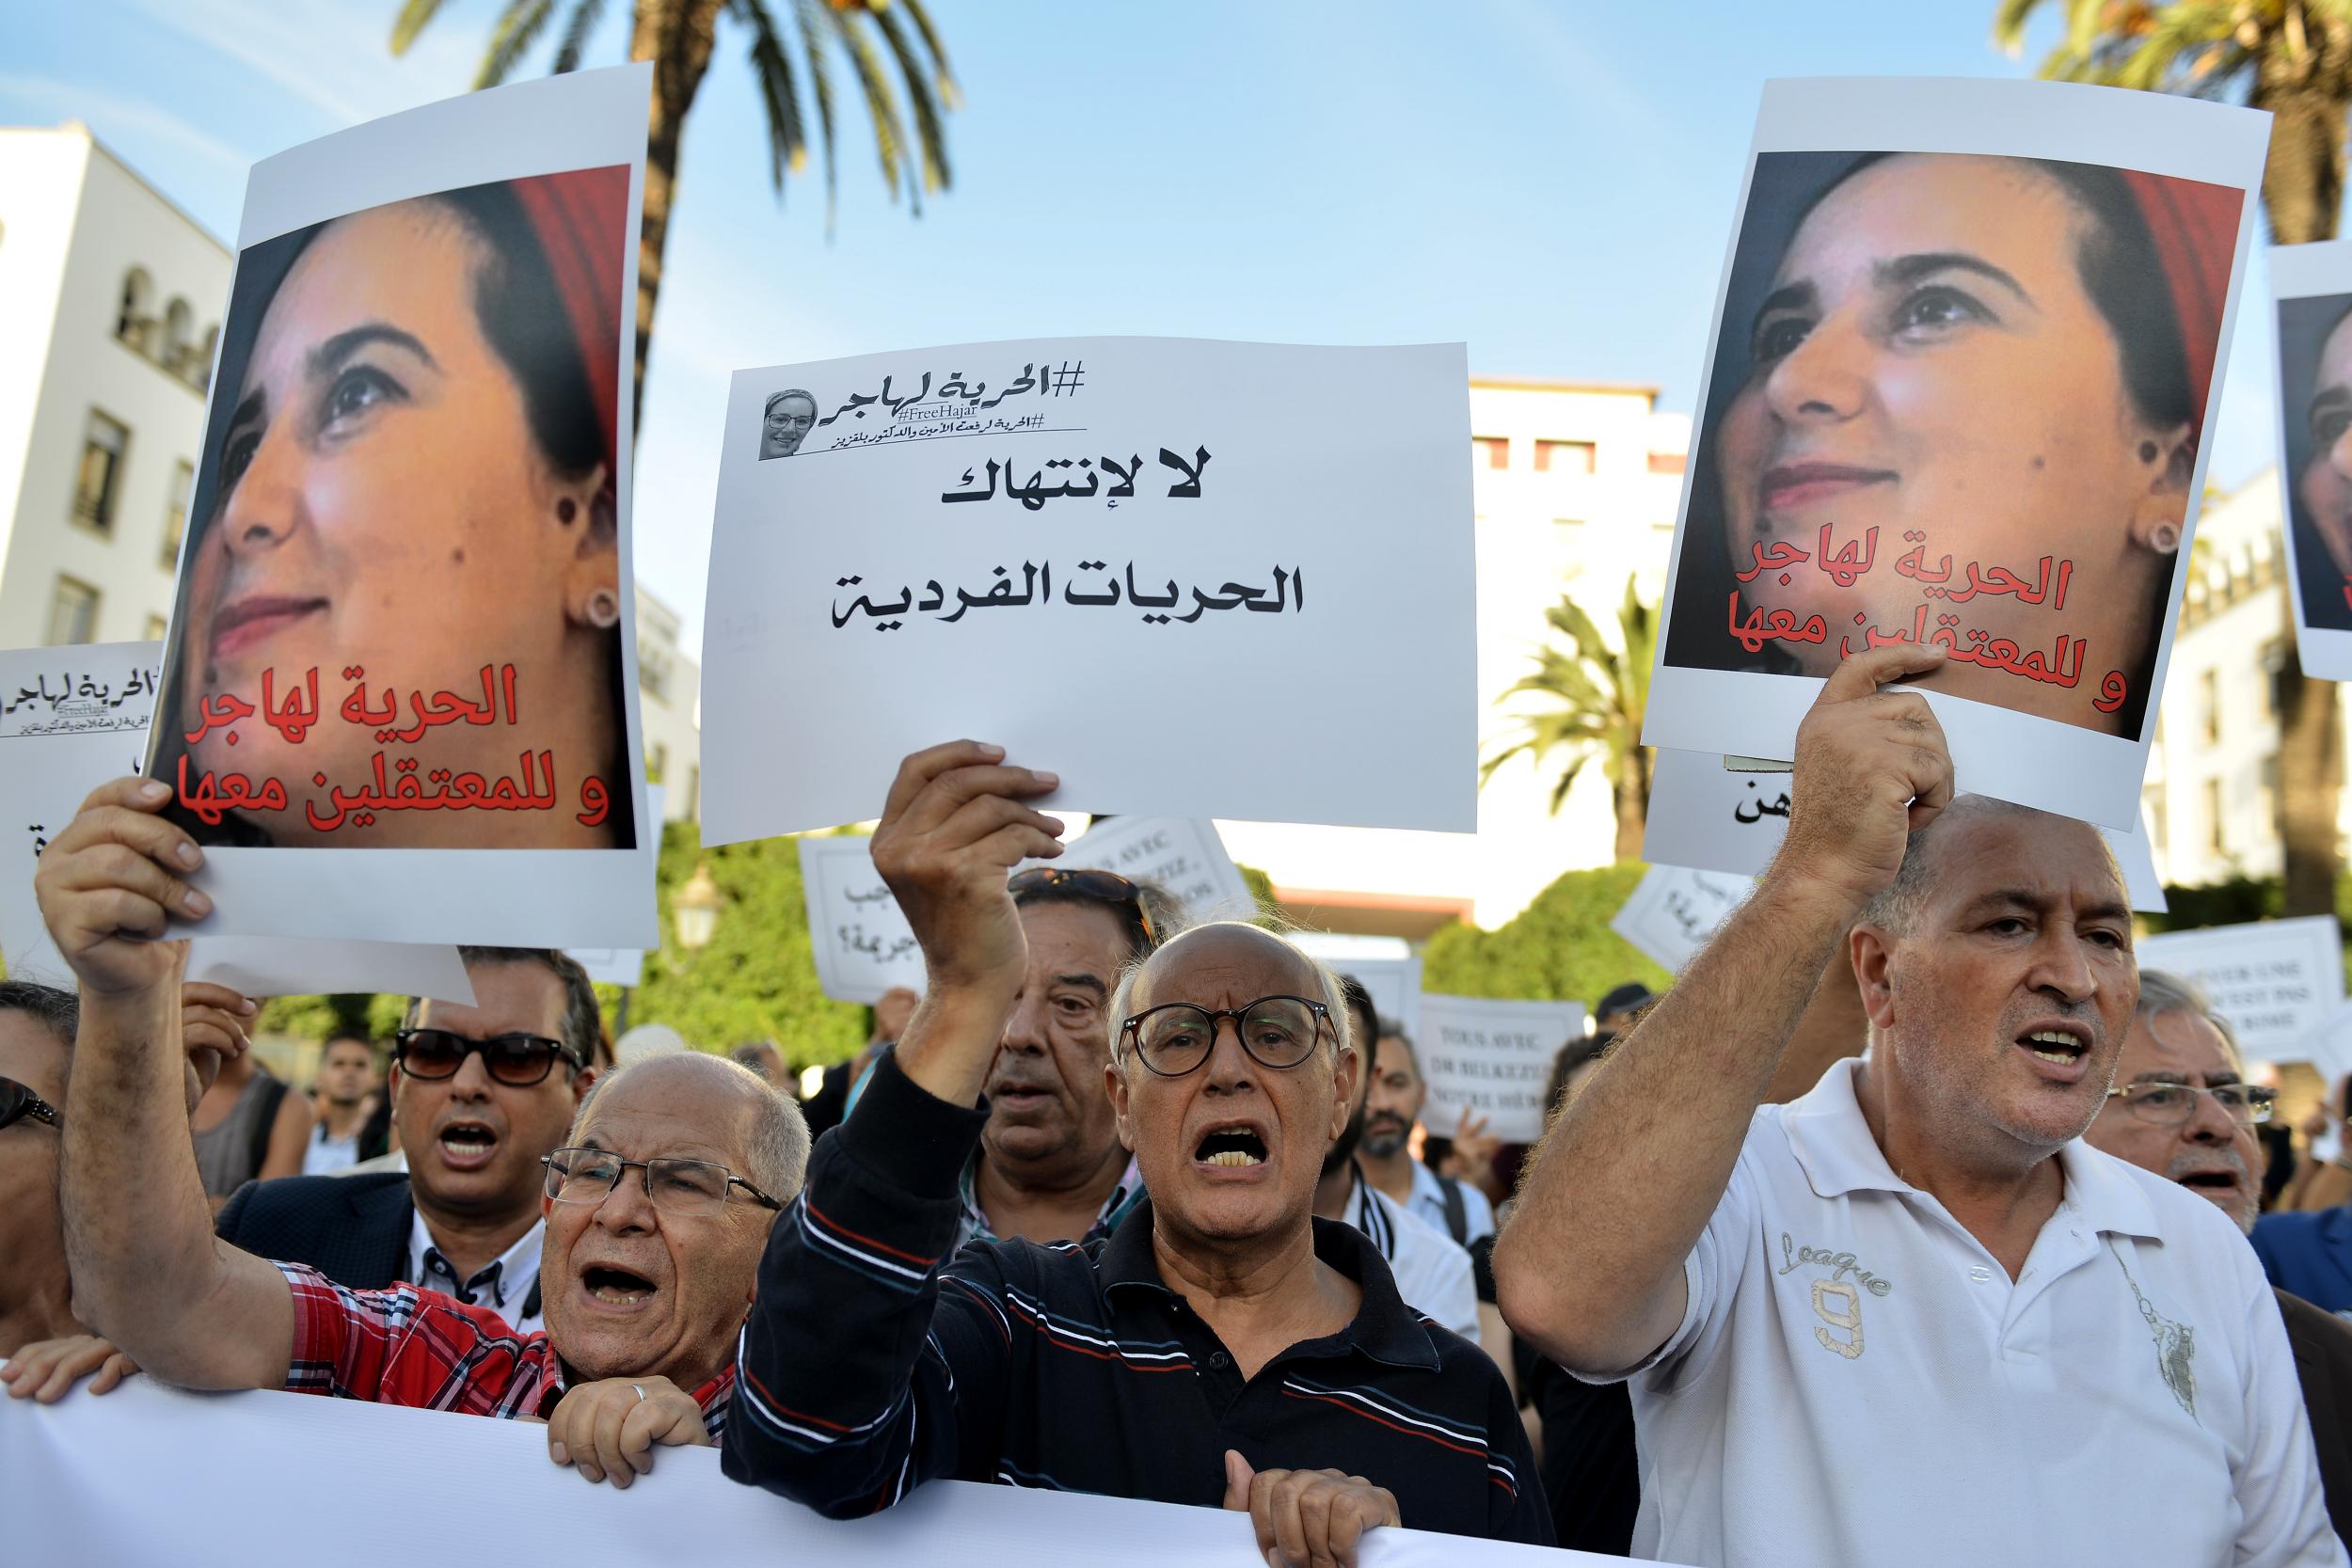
[1640,747,2169,911]
[143,64,660,950]
[1415,992,1589,1142]
[1,640,471,1004]
[1642,77,2266,832]
[700,337,1477,842]
[2137,914,2348,1071]
[2268,238,2352,685]
[799,832,923,1004]
[0,1375,1648,1567]
[1611,864,1752,974]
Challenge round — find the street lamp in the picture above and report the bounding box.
[674,862,723,953]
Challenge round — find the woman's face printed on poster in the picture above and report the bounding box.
[761,389,817,459]
[2293,301,2352,631]
[166,169,636,849]
[1666,150,2237,737]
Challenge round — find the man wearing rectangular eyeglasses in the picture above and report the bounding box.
[215,946,600,1335]
[2081,969,2352,1553]
[29,777,810,1489]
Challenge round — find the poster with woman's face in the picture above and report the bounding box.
[143,65,660,949]
[1643,79,2264,832]
[2269,241,2352,681]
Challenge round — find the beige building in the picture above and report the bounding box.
[0,122,701,822]
[1219,377,1690,934]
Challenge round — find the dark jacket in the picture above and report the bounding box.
[215,1170,414,1291]
[2278,1287,2352,1556]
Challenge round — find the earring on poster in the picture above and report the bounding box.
[584,589,620,628]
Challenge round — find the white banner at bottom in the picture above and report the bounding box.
[0,1373,1661,1566]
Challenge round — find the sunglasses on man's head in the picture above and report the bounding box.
[1008,866,1157,946]
[393,1028,580,1086]
[0,1077,59,1132]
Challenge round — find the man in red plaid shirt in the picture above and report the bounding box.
[34,778,810,1489]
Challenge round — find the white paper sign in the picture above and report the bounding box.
[0,1375,1647,1568]
[143,65,659,949]
[1641,749,2169,911]
[2300,999,2352,1086]
[1611,865,1754,974]
[1642,78,2265,831]
[798,835,924,1005]
[1414,993,1590,1143]
[1042,816,1256,925]
[2268,241,2352,683]
[1,643,470,1005]
[568,785,664,988]
[700,338,1476,841]
[2137,915,2347,1067]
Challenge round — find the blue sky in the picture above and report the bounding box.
[0,0,2286,654]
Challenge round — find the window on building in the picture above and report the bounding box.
[164,297,192,363]
[2200,669,2220,746]
[115,268,152,349]
[73,410,130,534]
[1647,451,1687,476]
[647,741,668,783]
[145,612,169,641]
[685,764,700,822]
[2145,784,2166,852]
[161,459,193,569]
[2261,639,2288,720]
[2205,777,2225,857]
[48,577,100,645]
[639,643,671,703]
[1472,436,1509,470]
[2259,754,2280,834]
[1534,439,1596,475]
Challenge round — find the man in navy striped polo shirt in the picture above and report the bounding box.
[724,741,1550,1564]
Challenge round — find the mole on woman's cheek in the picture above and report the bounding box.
[2029,455,2046,471]
[451,548,466,565]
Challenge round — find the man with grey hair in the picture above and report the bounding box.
[2082,969,2352,1552]
[725,742,1549,1563]
[31,774,810,1488]
[1497,644,2337,1567]
[759,388,817,458]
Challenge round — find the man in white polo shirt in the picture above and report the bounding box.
[1496,644,2339,1568]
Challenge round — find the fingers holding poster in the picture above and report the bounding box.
[1644,79,2265,831]
[2269,242,2352,681]
[133,66,659,948]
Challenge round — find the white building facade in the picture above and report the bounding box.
[0,123,701,823]
[1218,378,1689,934]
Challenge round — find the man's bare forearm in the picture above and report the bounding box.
[62,981,290,1389]
[894,982,1019,1109]
[1497,871,1858,1372]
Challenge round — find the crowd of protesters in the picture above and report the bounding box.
[6,655,2352,1564]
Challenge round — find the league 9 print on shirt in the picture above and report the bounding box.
[1645,79,2264,832]
[148,161,639,854]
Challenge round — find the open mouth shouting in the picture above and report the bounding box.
[2013,1021,2092,1084]
[1193,1121,1271,1176]
[579,1262,661,1311]
[433,1117,502,1172]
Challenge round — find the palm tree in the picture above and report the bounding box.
[1994,0,2352,917]
[1483,576,1655,862]
[390,0,959,422]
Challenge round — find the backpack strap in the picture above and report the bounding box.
[246,1076,289,1182]
[1437,1172,1469,1246]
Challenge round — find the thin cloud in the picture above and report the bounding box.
[0,72,251,177]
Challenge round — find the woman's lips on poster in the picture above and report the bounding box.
[1757,461,1896,514]
[208,594,327,659]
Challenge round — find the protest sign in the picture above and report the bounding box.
[1292,935,1426,1043]
[565,784,664,988]
[799,834,923,1005]
[2268,240,2352,682]
[2302,998,2352,1085]
[1,641,470,1004]
[1642,78,2265,831]
[1045,816,1257,925]
[141,65,658,949]
[700,338,1476,841]
[1641,748,2168,911]
[2136,915,2346,1068]
[1611,864,1753,974]
[0,1375,1642,1568]
[1415,993,1589,1143]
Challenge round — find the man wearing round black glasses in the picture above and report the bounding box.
[215,947,601,1335]
[724,743,1549,1565]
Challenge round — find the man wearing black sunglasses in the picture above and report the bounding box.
[216,947,600,1335]
[724,742,1549,1565]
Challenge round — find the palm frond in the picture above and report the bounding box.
[474,0,557,89]
[1989,0,2049,55]
[834,8,915,211]
[735,0,811,191]
[901,0,961,110]
[871,2,951,193]
[794,0,844,231]
[389,0,453,55]
[551,0,608,73]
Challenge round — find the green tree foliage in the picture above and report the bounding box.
[1421,863,1671,1006]
[1482,576,1656,863]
